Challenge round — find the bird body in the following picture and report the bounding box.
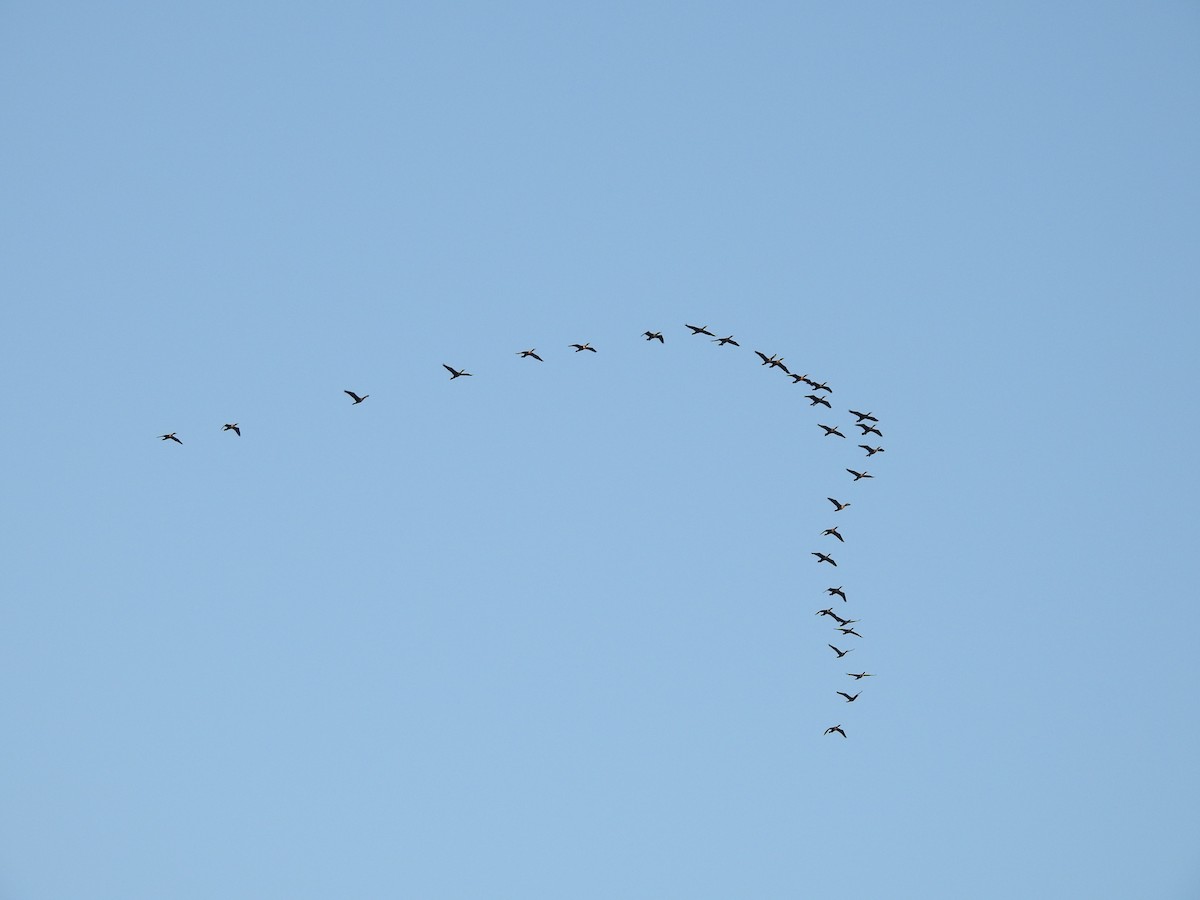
[826,586,847,601]
[822,526,845,542]
[712,335,740,346]
[827,498,851,512]
[828,644,852,658]
[819,424,846,438]
[159,433,182,444]
[812,552,838,566]
[570,343,597,352]
[847,672,875,680]
[857,423,883,437]
[859,444,885,456]
[686,324,715,336]
[344,391,368,404]
[848,410,877,422]
[846,469,874,481]
[517,349,544,361]
[837,627,862,638]
[222,423,240,436]
[824,725,847,738]
[443,364,473,379]
[643,331,664,343]
[805,394,832,408]
[836,691,861,702]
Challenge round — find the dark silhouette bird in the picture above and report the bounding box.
[812,552,838,567]
[754,351,778,366]
[858,444,885,457]
[827,586,847,601]
[828,644,853,658]
[222,423,240,436]
[836,691,861,702]
[686,324,715,336]
[848,410,878,422]
[819,424,846,438]
[821,526,845,543]
[805,394,832,408]
[847,672,875,680]
[768,357,791,374]
[344,391,369,404]
[570,343,597,352]
[159,433,182,444]
[846,469,874,481]
[643,331,664,343]
[809,381,832,393]
[816,608,851,626]
[837,627,862,638]
[824,725,847,738]
[827,498,851,512]
[856,422,883,437]
[517,349,544,361]
[712,335,740,347]
[443,365,473,379]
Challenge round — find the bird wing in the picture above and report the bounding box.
[754,351,769,363]
[232,426,240,436]
[443,364,457,375]
[531,352,543,361]
[345,391,361,401]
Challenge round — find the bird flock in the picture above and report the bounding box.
[158,323,886,739]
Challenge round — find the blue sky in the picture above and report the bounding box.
[2,2,1198,897]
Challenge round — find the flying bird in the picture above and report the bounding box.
[837,627,863,638]
[846,469,874,481]
[858,444,885,456]
[344,391,369,404]
[222,423,240,436]
[443,365,473,379]
[812,552,838,567]
[819,424,846,438]
[826,586,847,601]
[809,381,832,393]
[857,422,883,437]
[827,498,851,512]
[570,343,597,352]
[159,433,182,444]
[643,331,665,343]
[712,335,740,346]
[517,349,544,361]
[828,644,853,658]
[824,725,847,738]
[816,608,850,626]
[836,691,861,702]
[848,410,878,422]
[821,526,845,543]
[685,324,715,336]
[805,394,832,408]
[754,351,779,366]
[847,672,875,680]
[768,357,791,374]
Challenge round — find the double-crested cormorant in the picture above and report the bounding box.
[846,469,874,481]
[812,552,838,567]
[443,365,473,379]
[222,423,240,436]
[344,391,369,404]
[517,349,544,361]
[828,644,853,658]
[856,422,883,437]
[836,691,861,702]
[837,627,862,638]
[819,424,846,438]
[643,331,664,343]
[686,324,715,336]
[824,725,847,738]
[847,672,875,680]
[827,498,851,512]
[858,444,885,456]
[160,433,182,444]
[570,343,597,352]
[821,526,844,542]
[827,586,847,601]
[712,335,740,346]
[805,394,832,408]
[848,410,878,422]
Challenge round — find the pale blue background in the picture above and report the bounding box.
[2,2,1198,897]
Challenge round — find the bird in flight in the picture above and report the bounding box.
[828,644,853,658]
[827,498,851,512]
[712,335,740,347]
[848,410,878,422]
[856,422,883,437]
[846,469,874,481]
[837,627,862,638]
[570,343,597,352]
[827,586,847,601]
[812,552,838,567]
[443,365,473,379]
[344,391,369,404]
[222,423,240,436]
[824,725,847,738]
[809,380,832,393]
[517,349,544,361]
[816,608,851,626]
[821,526,845,543]
[847,672,875,680]
[818,424,846,438]
[805,394,832,408]
[836,691,861,702]
[643,331,665,343]
[754,351,779,366]
[159,433,182,444]
[858,444,885,457]
[686,324,715,336]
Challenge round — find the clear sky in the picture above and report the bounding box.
[2,2,1198,897]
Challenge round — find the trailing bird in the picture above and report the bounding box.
[819,424,846,438]
[344,391,369,404]
[643,331,664,343]
[827,498,851,512]
[712,335,740,346]
[847,672,876,680]
[805,394,832,408]
[159,433,182,444]
[836,691,861,702]
[846,469,874,481]
[826,586,847,601]
[837,627,862,638]
[685,324,715,336]
[856,422,883,437]
[517,349,544,361]
[222,423,240,436]
[858,444,885,457]
[848,410,878,422]
[443,365,473,379]
[821,526,845,542]
[824,725,847,738]
[570,343,597,352]
[828,644,853,658]
[812,552,838,567]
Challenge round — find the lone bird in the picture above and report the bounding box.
[805,394,832,408]
[858,444,885,457]
[848,410,878,422]
[819,424,846,438]
[827,498,851,512]
[812,552,838,567]
[821,526,845,543]
[159,433,182,444]
[837,627,862,638]
[344,391,369,405]
[222,423,240,436]
[827,586,847,601]
[643,331,664,343]
[828,644,853,659]
[517,349,544,361]
[836,691,861,703]
[847,672,876,680]
[856,422,883,437]
[570,343,597,352]
[846,469,874,481]
[824,725,847,738]
[443,365,473,379]
[712,335,740,347]
[685,324,715,336]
